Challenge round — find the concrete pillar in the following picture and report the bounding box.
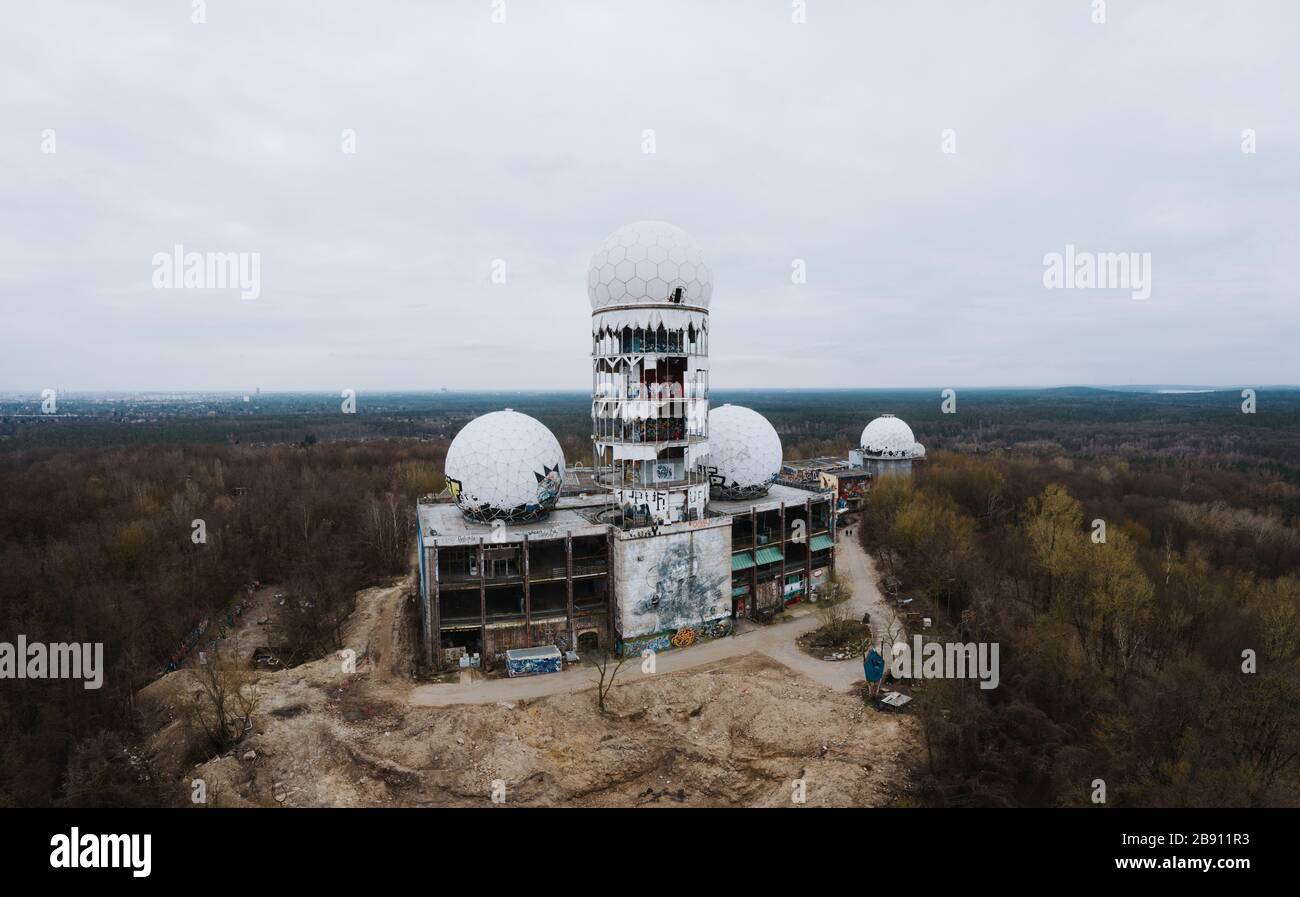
[429,542,440,670]
[829,495,837,574]
[606,528,617,649]
[523,535,531,647]
[805,497,813,599]
[779,502,786,607]
[750,507,758,618]
[565,531,575,650]
[478,537,487,663]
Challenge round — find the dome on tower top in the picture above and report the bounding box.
[587,221,712,310]
[860,414,922,459]
[444,410,565,523]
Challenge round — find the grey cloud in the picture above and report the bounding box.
[1,0,1296,390]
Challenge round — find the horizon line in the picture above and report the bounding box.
[3,384,1298,396]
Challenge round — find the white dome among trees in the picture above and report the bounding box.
[860,414,923,459]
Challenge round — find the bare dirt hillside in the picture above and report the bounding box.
[137,579,917,808]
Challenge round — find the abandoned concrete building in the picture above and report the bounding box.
[416,472,837,668]
[416,221,908,670]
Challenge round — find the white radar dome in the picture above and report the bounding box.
[587,221,713,309]
[860,414,921,459]
[705,404,782,499]
[444,410,565,523]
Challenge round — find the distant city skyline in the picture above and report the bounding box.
[3,2,1297,391]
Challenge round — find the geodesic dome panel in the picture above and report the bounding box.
[444,410,565,522]
[860,414,920,459]
[588,221,713,309]
[705,404,782,499]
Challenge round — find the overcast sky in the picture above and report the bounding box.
[2,1,1297,391]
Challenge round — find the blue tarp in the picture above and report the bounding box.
[864,648,885,683]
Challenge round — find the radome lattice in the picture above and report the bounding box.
[588,221,713,309]
[444,410,565,522]
[705,404,782,499]
[860,414,922,459]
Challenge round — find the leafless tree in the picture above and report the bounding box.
[361,491,408,573]
[589,647,631,715]
[815,571,856,642]
[182,658,261,754]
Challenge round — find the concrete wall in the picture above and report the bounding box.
[865,457,913,477]
[612,483,707,525]
[613,519,731,639]
[483,611,608,658]
[752,579,782,619]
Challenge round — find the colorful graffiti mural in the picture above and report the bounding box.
[505,647,563,677]
[619,617,733,657]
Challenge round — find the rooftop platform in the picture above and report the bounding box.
[817,466,870,478]
[781,455,848,472]
[417,499,609,546]
[418,469,833,545]
[707,482,833,517]
[560,466,604,495]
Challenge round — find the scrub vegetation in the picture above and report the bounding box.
[1,387,1296,806]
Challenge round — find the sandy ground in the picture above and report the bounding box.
[177,584,285,670]
[137,535,918,807]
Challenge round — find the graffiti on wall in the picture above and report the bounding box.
[615,522,730,639]
[619,618,733,657]
[620,632,673,657]
[506,653,562,677]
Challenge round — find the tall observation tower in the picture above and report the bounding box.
[588,221,713,527]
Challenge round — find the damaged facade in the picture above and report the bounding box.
[416,480,837,668]
[414,222,841,670]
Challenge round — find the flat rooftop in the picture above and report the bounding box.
[418,478,832,545]
[782,456,848,472]
[818,466,869,478]
[707,482,833,517]
[560,466,603,495]
[417,498,609,546]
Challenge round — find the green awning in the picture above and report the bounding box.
[731,552,755,571]
[810,533,834,552]
[755,546,784,565]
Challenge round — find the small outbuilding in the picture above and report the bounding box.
[505,645,563,678]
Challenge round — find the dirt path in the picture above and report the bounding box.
[409,534,895,706]
[342,579,414,685]
[343,545,419,685]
